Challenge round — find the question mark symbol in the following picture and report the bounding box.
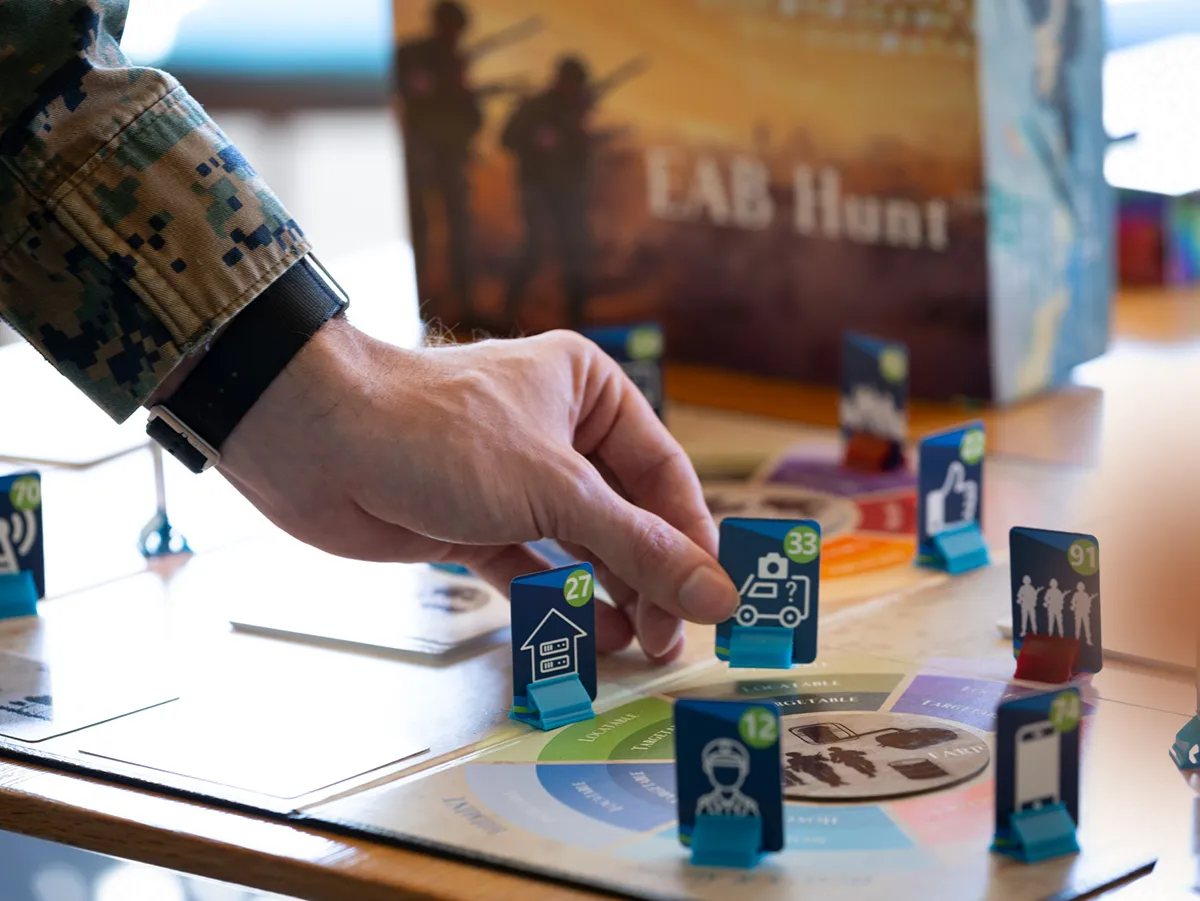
[787,581,797,599]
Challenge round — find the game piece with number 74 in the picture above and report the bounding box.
[1009,527,1102,682]
[675,698,784,868]
[509,563,597,731]
[715,518,821,669]
[991,687,1082,863]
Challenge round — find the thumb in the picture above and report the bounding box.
[548,460,738,624]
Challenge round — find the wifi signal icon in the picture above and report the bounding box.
[7,510,36,557]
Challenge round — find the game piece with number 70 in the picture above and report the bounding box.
[916,422,989,575]
[991,687,1082,863]
[0,471,43,620]
[715,518,821,669]
[509,563,598,731]
[1009,527,1102,682]
[675,698,784,869]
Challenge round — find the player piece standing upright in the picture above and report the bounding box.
[1010,528,1102,682]
[509,563,597,730]
[715,518,821,669]
[991,687,1083,863]
[916,422,989,574]
[840,333,909,472]
[0,471,43,619]
[675,698,784,868]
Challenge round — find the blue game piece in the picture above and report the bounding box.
[1010,527,1103,674]
[0,571,38,620]
[840,333,909,463]
[510,563,597,731]
[991,687,1082,862]
[675,698,783,868]
[1169,716,1200,771]
[0,471,44,608]
[916,422,989,574]
[429,562,472,576]
[1008,803,1081,863]
[580,323,665,419]
[715,518,821,669]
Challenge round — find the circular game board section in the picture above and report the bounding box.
[781,711,989,801]
[703,482,859,541]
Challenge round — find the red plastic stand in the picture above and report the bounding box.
[1014,635,1081,684]
[843,433,904,472]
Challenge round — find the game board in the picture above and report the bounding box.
[303,648,1178,901]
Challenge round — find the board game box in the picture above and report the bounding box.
[392,0,1112,403]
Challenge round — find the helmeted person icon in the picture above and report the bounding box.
[1070,581,1097,645]
[1042,578,1067,637]
[1016,574,1043,636]
[696,738,760,817]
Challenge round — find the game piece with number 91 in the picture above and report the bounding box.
[510,563,598,731]
[1010,527,1102,680]
[716,517,821,669]
[675,698,784,868]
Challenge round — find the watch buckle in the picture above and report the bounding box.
[147,405,221,472]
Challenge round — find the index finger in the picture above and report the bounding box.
[573,353,718,559]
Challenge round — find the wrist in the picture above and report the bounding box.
[145,255,350,473]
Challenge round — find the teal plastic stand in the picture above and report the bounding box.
[523,673,595,731]
[992,803,1079,863]
[931,524,990,575]
[728,626,794,669]
[1170,715,1200,771]
[430,563,472,576]
[0,572,38,620]
[690,814,764,868]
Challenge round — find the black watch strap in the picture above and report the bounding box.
[147,255,348,473]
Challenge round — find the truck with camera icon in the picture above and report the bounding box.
[734,552,812,630]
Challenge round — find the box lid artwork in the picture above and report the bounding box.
[394,0,1110,404]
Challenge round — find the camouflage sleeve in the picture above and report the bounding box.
[0,0,310,421]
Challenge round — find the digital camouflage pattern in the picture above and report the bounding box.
[0,0,310,421]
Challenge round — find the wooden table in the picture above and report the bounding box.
[0,287,1198,901]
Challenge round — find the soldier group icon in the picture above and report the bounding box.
[395,0,646,331]
[1016,575,1097,646]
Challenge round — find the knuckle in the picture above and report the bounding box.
[630,516,677,574]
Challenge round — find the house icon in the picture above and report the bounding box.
[522,608,588,682]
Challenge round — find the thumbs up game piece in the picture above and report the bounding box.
[840,333,909,473]
[510,563,598,731]
[715,518,821,669]
[916,422,989,575]
[1010,527,1102,679]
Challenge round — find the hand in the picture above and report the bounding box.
[217,318,739,661]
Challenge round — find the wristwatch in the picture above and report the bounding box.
[146,254,349,474]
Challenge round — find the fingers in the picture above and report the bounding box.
[549,464,737,626]
[572,347,718,559]
[559,539,680,659]
[462,542,635,655]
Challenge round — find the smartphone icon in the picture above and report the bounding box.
[1015,720,1060,811]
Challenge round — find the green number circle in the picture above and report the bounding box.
[959,429,985,465]
[784,525,820,564]
[1049,692,1081,733]
[738,706,778,750]
[9,476,40,512]
[564,569,594,607]
[626,327,663,361]
[1067,538,1099,576]
[879,346,908,384]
